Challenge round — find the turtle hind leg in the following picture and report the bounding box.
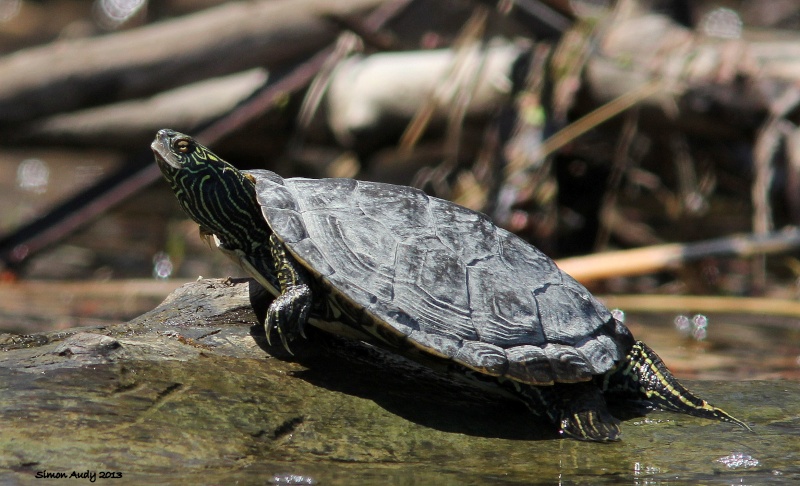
[516,382,622,442]
[605,341,750,430]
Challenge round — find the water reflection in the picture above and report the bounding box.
[673,313,708,341]
[715,453,759,469]
[701,7,743,39]
[0,0,20,23]
[16,158,49,194]
[93,0,146,29]
[633,461,661,478]
[152,251,173,279]
[691,314,708,341]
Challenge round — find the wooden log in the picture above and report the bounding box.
[12,11,800,150]
[0,278,792,483]
[321,13,800,149]
[601,294,800,318]
[0,0,385,124]
[556,227,800,282]
[0,278,190,334]
[325,41,526,146]
[584,13,792,136]
[15,69,268,149]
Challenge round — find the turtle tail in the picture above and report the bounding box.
[605,341,750,430]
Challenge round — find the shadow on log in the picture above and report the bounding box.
[0,278,797,483]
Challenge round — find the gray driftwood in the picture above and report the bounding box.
[0,0,385,124]
[325,41,526,146]
[0,278,796,484]
[18,69,268,149]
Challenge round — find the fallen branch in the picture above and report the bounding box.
[16,69,268,149]
[556,227,800,282]
[584,13,795,136]
[600,294,800,319]
[600,294,800,318]
[325,41,526,146]
[0,279,189,333]
[0,0,385,124]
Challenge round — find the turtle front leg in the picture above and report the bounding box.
[266,234,312,353]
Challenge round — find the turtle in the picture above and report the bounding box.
[152,128,748,441]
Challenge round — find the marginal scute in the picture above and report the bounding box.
[575,333,619,374]
[544,344,592,382]
[453,341,508,376]
[250,170,300,211]
[536,284,605,346]
[324,278,370,314]
[246,168,284,184]
[408,329,461,359]
[289,238,335,277]
[262,208,307,244]
[381,308,419,337]
[612,318,635,348]
[505,345,556,384]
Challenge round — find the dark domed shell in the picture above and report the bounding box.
[248,169,633,385]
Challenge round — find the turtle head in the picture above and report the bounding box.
[152,128,226,174]
[152,129,267,252]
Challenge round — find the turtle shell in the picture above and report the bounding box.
[247,169,633,385]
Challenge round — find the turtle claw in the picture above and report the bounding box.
[265,308,295,356]
[264,322,295,356]
[559,410,621,442]
[265,284,311,355]
[554,384,621,442]
[298,321,308,340]
[277,328,293,355]
[263,318,278,349]
[515,381,621,442]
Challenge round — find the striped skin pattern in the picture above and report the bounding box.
[153,129,748,441]
[603,342,749,426]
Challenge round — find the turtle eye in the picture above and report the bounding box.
[175,139,191,154]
